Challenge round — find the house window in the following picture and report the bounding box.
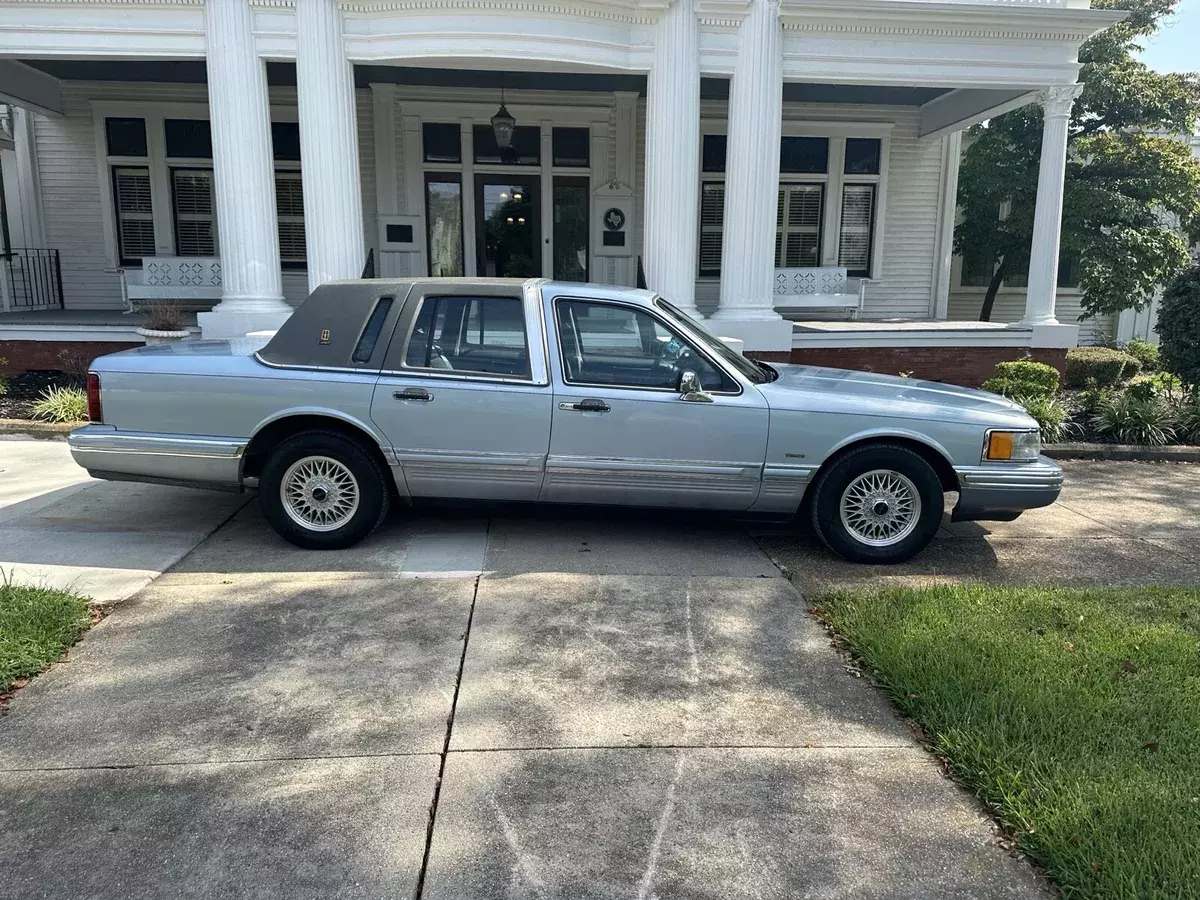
[102,115,305,268]
[105,118,147,157]
[473,124,540,165]
[275,170,306,266]
[111,166,156,266]
[170,169,217,256]
[552,127,589,168]
[426,174,464,277]
[838,184,877,277]
[423,123,461,163]
[777,185,823,267]
[697,133,884,277]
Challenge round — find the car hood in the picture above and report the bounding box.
[756,363,1036,427]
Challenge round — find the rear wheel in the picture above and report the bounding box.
[810,443,944,564]
[259,431,390,550]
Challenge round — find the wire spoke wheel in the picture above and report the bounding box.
[838,468,922,548]
[280,455,361,533]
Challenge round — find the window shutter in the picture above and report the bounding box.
[699,182,724,276]
[112,167,156,261]
[171,169,216,256]
[838,184,876,276]
[275,171,307,263]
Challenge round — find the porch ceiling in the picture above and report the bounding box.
[23,59,953,108]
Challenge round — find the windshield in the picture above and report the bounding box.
[654,297,774,385]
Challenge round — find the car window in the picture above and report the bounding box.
[556,299,735,392]
[402,295,531,379]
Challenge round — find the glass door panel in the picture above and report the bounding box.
[425,175,464,276]
[553,176,589,282]
[475,177,540,278]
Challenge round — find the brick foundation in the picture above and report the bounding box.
[0,341,142,375]
[746,346,1068,389]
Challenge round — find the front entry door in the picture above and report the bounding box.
[475,177,541,278]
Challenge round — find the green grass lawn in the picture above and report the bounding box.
[0,581,92,696]
[815,584,1200,900]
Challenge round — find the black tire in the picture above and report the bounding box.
[809,443,944,564]
[259,431,390,550]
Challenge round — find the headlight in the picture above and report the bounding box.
[984,430,1041,462]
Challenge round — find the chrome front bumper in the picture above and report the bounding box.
[951,456,1063,522]
[68,424,245,491]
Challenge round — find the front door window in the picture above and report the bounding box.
[426,176,464,276]
[476,178,540,278]
[552,177,589,282]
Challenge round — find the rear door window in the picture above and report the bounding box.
[401,296,531,379]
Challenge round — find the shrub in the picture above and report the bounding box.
[141,300,186,332]
[1124,337,1160,373]
[992,359,1060,395]
[1015,393,1074,444]
[1078,379,1114,417]
[1064,346,1141,388]
[31,386,88,423]
[1158,265,1200,388]
[0,357,7,398]
[1175,396,1200,444]
[1091,392,1176,446]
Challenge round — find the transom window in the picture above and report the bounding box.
[403,296,531,379]
[699,133,884,279]
[556,299,734,392]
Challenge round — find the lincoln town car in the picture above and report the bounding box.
[68,279,1063,564]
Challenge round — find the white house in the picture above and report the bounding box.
[0,0,1124,384]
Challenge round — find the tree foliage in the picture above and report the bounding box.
[955,0,1200,321]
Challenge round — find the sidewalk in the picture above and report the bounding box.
[0,435,249,603]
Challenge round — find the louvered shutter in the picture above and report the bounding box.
[171,169,216,256]
[838,184,876,276]
[275,171,306,263]
[699,182,724,276]
[776,184,823,268]
[112,167,156,262]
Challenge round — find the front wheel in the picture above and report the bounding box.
[810,443,944,564]
[259,431,390,550]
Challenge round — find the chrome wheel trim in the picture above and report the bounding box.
[838,469,922,548]
[280,455,360,533]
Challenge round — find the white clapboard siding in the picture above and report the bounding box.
[947,289,1114,345]
[31,81,377,311]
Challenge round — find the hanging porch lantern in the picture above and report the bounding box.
[491,88,516,150]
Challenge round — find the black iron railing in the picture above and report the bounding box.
[2,248,65,311]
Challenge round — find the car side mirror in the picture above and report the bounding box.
[679,370,714,403]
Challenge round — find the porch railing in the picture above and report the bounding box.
[1,248,65,312]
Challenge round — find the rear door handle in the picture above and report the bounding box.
[559,399,611,413]
[394,388,434,402]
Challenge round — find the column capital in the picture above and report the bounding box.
[1036,83,1083,119]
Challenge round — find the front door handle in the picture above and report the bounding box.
[559,399,611,413]
[394,387,434,402]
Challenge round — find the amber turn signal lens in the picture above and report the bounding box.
[987,431,1014,460]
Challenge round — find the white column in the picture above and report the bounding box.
[198,0,292,339]
[296,0,365,292]
[709,0,791,352]
[643,0,700,314]
[1022,83,1083,330]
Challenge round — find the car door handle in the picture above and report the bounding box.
[394,388,434,402]
[560,399,611,413]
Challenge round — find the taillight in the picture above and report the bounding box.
[87,372,102,422]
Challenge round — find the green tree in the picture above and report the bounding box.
[956,0,1200,322]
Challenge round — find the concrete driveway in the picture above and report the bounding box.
[3,447,1193,899]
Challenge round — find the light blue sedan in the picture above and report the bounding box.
[69,279,1062,563]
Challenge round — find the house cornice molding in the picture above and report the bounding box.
[339,0,671,23]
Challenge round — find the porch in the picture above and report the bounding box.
[0,0,1124,360]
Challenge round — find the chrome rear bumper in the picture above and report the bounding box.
[68,424,245,490]
[951,457,1063,522]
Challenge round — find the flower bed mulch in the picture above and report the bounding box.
[0,371,84,420]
